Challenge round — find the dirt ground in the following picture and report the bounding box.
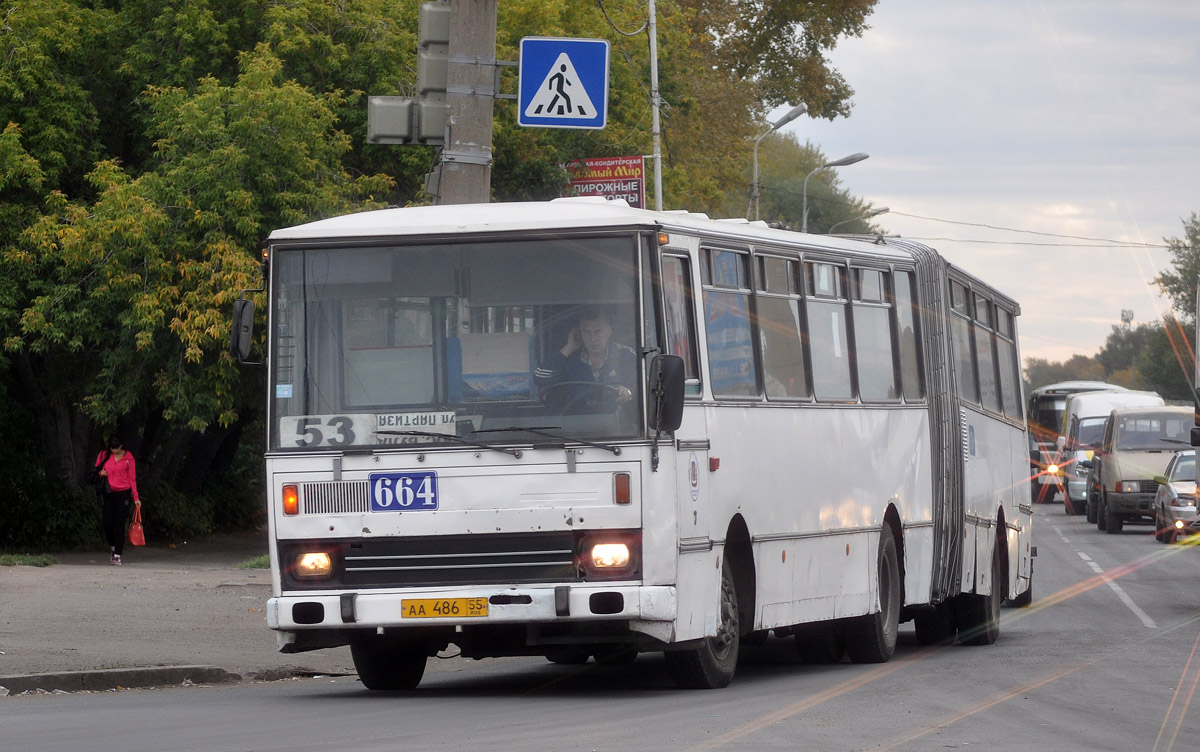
[0,534,355,679]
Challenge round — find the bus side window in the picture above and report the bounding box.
[754,255,809,400]
[703,249,758,397]
[995,306,1021,419]
[805,261,852,401]
[948,280,978,403]
[892,270,925,400]
[973,296,1001,413]
[851,267,897,402]
[662,254,700,394]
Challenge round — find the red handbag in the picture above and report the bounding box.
[128,506,146,547]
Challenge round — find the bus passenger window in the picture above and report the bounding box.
[892,271,925,400]
[973,297,1001,412]
[805,261,852,401]
[852,268,897,401]
[704,249,758,397]
[949,281,977,403]
[754,256,808,399]
[996,308,1021,418]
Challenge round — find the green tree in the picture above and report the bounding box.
[1155,212,1200,320]
[748,133,882,232]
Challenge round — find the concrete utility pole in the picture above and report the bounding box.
[440,0,497,204]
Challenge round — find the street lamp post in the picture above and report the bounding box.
[802,152,869,233]
[827,206,889,234]
[748,104,808,220]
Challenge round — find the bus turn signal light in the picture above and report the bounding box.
[283,484,299,515]
[614,472,631,505]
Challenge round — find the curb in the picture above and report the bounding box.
[0,665,240,695]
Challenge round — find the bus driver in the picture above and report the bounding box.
[534,308,637,409]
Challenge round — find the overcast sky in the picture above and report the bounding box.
[777,0,1199,365]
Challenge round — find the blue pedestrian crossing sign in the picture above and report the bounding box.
[518,37,610,130]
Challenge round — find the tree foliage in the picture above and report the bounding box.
[1155,212,1200,320]
[0,0,879,547]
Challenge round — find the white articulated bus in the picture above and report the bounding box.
[231,198,1033,690]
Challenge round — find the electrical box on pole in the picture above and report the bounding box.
[417,1,450,145]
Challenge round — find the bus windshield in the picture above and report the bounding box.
[269,235,644,450]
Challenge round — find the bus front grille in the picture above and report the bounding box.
[279,532,582,590]
[302,481,370,515]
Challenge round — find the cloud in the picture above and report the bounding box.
[780,1,1197,362]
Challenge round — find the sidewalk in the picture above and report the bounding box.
[0,534,356,694]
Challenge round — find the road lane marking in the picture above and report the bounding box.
[1078,554,1158,629]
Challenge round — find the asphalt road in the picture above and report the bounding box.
[4,505,1200,752]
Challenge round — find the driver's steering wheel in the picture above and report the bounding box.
[538,381,623,413]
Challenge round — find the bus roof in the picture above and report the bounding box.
[1029,381,1126,398]
[267,198,1020,309]
[268,198,910,259]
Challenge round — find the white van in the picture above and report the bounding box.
[1057,390,1164,515]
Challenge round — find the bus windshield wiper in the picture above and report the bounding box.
[472,426,621,456]
[376,430,522,458]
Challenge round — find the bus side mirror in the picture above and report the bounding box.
[647,355,685,432]
[230,298,255,363]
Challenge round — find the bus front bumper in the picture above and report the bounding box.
[267,584,677,633]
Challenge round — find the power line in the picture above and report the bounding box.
[757,184,1170,249]
[900,236,1166,249]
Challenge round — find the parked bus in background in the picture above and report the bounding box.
[1026,381,1127,503]
[231,198,1033,690]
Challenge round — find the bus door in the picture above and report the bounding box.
[660,251,714,641]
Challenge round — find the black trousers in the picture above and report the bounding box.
[101,489,134,555]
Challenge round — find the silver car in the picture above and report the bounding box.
[1152,450,1199,543]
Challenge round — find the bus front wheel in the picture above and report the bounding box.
[665,557,740,689]
[845,521,901,663]
[351,634,428,690]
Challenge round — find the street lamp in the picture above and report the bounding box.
[748,103,808,220]
[802,152,869,233]
[827,207,889,234]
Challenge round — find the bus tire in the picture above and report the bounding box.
[845,521,901,663]
[1009,558,1033,607]
[350,634,428,690]
[914,602,956,644]
[793,621,845,663]
[957,543,1002,646]
[665,557,740,689]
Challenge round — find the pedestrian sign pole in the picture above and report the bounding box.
[518,37,610,130]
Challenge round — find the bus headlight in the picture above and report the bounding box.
[295,552,332,578]
[591,543,630,568]
[577,531,640,580]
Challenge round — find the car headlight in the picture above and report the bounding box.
[1046,464,1060,476]
[1172,494,1198,508]
[1118,481,1139,493]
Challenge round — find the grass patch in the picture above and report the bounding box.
[0,553,56,567]
[236,553,270,569]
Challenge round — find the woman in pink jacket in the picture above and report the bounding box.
[95,435,141,565]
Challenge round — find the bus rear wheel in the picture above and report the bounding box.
[665,557,740,689]
[845,521,901,663]
[351,634,428,690]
